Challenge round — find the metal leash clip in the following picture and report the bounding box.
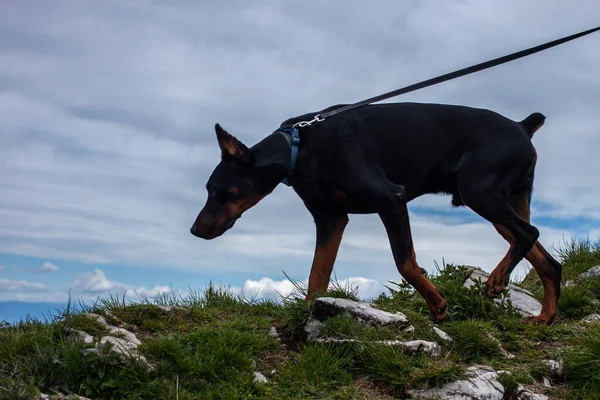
[292,114,324,129]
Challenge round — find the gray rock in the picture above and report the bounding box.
[253,371,268,384]
[313,338,441,357]
[304,315,324,340]
[398,340,442,357]
[433,326,453,342]
[80,313,151,369]
[101,335,140,355]
[580,265,600,279]
[269,326,279,338]
[542,377,551,388]
[67,328,95,345]
[512,384,548,400]
[156,305,183,312]
[408,365,504,400]
[486,333,515,359]
[40,394,91,400]
[305,297,409,340]
[542,359,563,377]
[312,297,409,327]
[582,313,600,323]
[464,267,542,317]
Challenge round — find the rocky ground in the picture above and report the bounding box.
[1,238,599,399]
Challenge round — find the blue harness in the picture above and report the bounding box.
[276,127,300,186]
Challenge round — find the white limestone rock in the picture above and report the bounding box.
[312,297,409,327]
[305,297,409,340]
[67,328,95,345]
[398,340,442,357]
[580,265,600,279]
[304,315,324,340]
[433,326,453,342]
[464,267,542,317]
[313,338,441,357]
[78,313,151,369]
[582,313,600,324]
[512,384,549,400]
[542,359,564,377]
[253,371,268,384]
[408,365,504,400]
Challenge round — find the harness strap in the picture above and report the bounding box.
[276,127,300,186]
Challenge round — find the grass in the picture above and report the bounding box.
[1,237,600,399]
[562,323,600,395]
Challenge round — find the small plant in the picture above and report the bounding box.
[444,320,501,361]
[410,362,463,389]
[357,342,424,387]
[497,370,534,393]
[277,298,313,343]
[558,285,595,318]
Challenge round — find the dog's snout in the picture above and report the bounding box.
[190,224,198,235]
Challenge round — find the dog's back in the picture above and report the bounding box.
[283,102,540,201]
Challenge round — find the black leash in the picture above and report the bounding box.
[315,25,600,121]
[280,25,599,186]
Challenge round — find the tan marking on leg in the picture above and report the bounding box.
[305,217,348,300]
[490,189,560,325]
[399,248,447,323]
[511,188,559,325]
[486,224,516,297]
[523,241,559,325]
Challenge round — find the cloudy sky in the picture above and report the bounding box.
[1,1,599,321]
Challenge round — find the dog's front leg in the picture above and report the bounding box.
[379,188,448,323]
[305,212,349,300]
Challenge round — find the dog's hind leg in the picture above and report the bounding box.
[305,212,349,300]
[456,145,540,302]
[495,188,562,325]
[379,187,448,323]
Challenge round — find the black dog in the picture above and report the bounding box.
[190,102,562,325]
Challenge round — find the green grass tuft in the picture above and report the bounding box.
[562,323,600,394]
[558,285,595,318]
[444,320,501,361]
[274,343,354,397]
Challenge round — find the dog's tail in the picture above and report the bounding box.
[520,112,546,139]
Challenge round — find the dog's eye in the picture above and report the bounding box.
[213,190,233,205]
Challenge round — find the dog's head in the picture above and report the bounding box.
[190,124,279,240]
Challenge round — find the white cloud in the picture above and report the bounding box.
[70,269,170,299]
[0,279,47,292]
[238,276,386,301]
[240,277,301,300]
[0,269,171,303]
[34,261,60,273]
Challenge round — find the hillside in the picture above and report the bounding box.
[1,238,599,400]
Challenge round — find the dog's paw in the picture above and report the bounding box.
[430,299,448,324]
[523,313,555,326]
[484,274,509,298]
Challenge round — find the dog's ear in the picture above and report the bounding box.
[215,124,253,164]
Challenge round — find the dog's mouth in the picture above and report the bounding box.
[223,217,237,230]
[190,216,239,240]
